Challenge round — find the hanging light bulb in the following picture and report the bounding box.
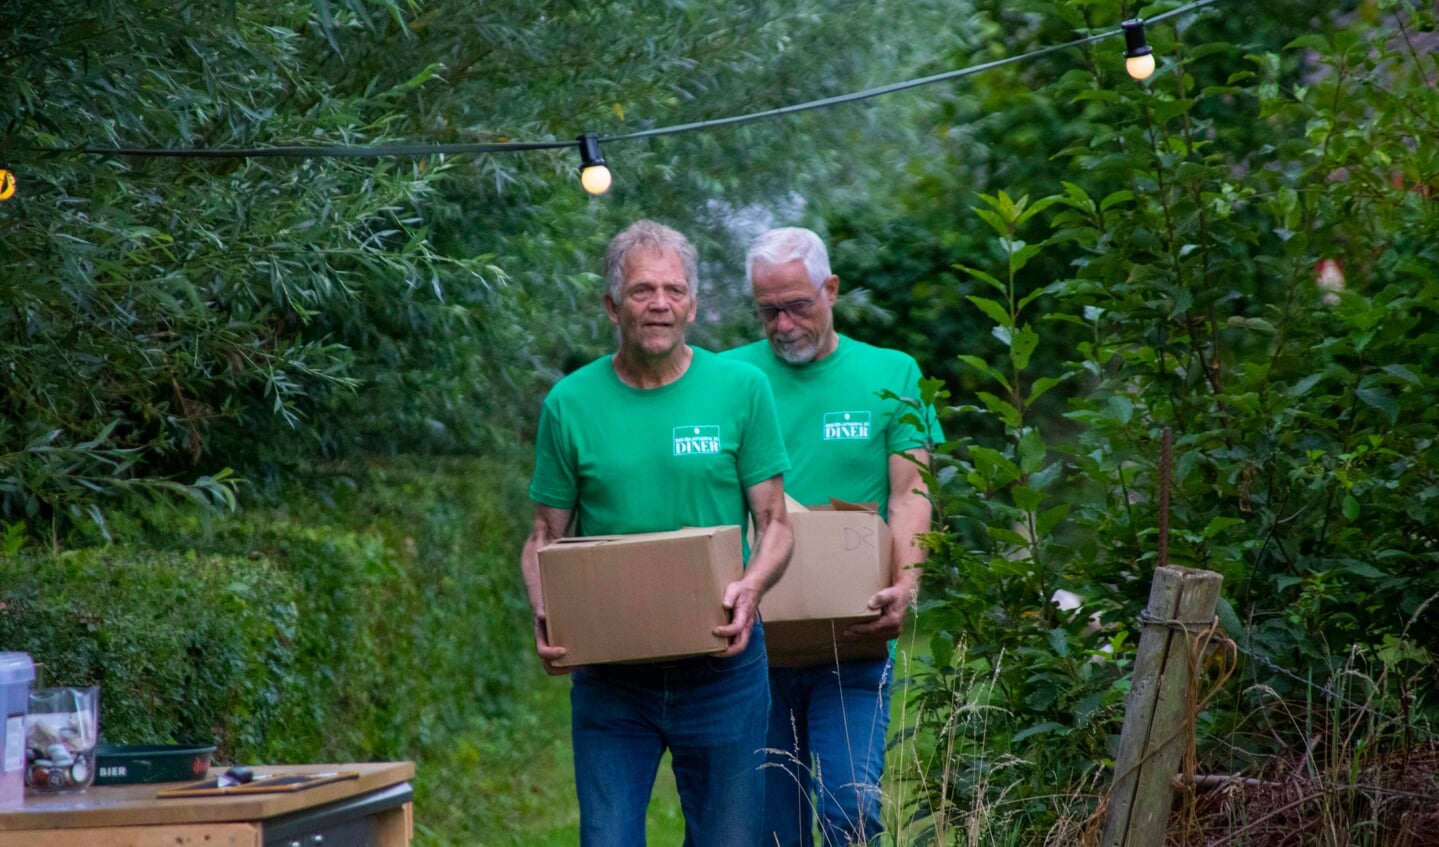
[577,133,612,195]
[1122,19,1156,81]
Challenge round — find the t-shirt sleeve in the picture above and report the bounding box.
[737,372,791,489]
[528,396,579,509]
[886,355,946,453]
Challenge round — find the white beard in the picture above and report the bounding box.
[772,335,818,364]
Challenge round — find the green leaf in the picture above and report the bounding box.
[1380,364,1420,385]
[968,445,1019,483]
[1012,721,1067,743]
[1104,396,1135,425]
[956,264,1006,293]
[918,376,951,407]
[1013,195,1061,227]
[1058,181,1096,213]
[988,526,1032,547]
[1018,428,1046,474]
[1200,516,1245,539]
[1227,316,1277,334]
[1152,98,1196,123]
[1036,504,1070,536]
[1339,560,1386,580]
[1047,627,1070,658]
[1011,326,1040,371]
[1212,593,1242,630]
[1289,373,1325,398]
[1008,242,1044,274]
[1012,484,1043,512]
[1285,33,1330,51]
[1100,190,1135,211]
[1355,388,1398,423]
[957,355,1013,392]
[929,632,956,669]
[1026,375,1065,405]
[1017,280,1062,312]
[975,392,1022,428]
[974,208,1010,237]
[967,295,1014,329]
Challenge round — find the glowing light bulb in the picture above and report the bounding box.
[1121,19,1155,81]
[580,164,612,195]
[577,132,611,195]
[1125,52,1156,80]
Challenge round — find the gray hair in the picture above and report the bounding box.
[603,220,699,302]
[745,227,831,291]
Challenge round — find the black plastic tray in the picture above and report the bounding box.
[93,743,216,785]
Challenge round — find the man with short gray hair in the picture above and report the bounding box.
[724,226,943,846]
[522,219,794,846]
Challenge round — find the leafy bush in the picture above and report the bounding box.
[0,547,300,758]
[880,3,1439,842]
[1,0,962,541]
[0,454,534,780]
[219,458,536,761]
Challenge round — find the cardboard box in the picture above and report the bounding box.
[760,499,892,666]
[540,525,742,667]
[761,620,891,668]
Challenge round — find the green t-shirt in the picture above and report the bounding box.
[722,335,943,518]
[529,347,791,552]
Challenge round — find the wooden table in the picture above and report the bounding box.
[0,761,414,847]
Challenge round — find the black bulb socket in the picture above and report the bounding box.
[1122,19,1152,59]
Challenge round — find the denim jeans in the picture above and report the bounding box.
[763,657,892,847]
[570,622,769,847]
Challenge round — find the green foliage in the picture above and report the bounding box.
[1,0,959,541]
[902,199,1130,838]
[869,2,1439,841]
[0,453,534,790]
[1,4,966,842]
[0,547,300,757]
[141,455,536,766]
[1044,0,1439,708]
[9,1,1437,842]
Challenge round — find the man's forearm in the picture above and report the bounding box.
[520,505,573,616]
[741,517,794,596]
[887,489,931,595]
[520,537,546,615]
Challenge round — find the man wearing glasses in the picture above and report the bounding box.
[723,226,942,846]
[523,220,794,846]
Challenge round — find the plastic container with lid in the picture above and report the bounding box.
[0,653,35,809]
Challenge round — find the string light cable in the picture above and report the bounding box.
[3,0,1219,198]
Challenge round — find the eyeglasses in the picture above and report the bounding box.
[756,295,820,322]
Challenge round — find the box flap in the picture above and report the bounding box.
[544,525,732,549]
[548,535,625,546]
[807,498,879,514]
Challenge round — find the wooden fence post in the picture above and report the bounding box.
[1100,565,1223,847]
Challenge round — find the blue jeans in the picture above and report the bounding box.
[763,657,892,847]
[570,622,769,847]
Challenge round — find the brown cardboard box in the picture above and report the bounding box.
[540,525,743,667]
[761,620,891,668]
[760,499,892,666]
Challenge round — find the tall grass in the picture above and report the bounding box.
[1179,642,1439,847]
[886,628,1028,847]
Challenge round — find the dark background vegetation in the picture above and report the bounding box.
[4,0,1436,843]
